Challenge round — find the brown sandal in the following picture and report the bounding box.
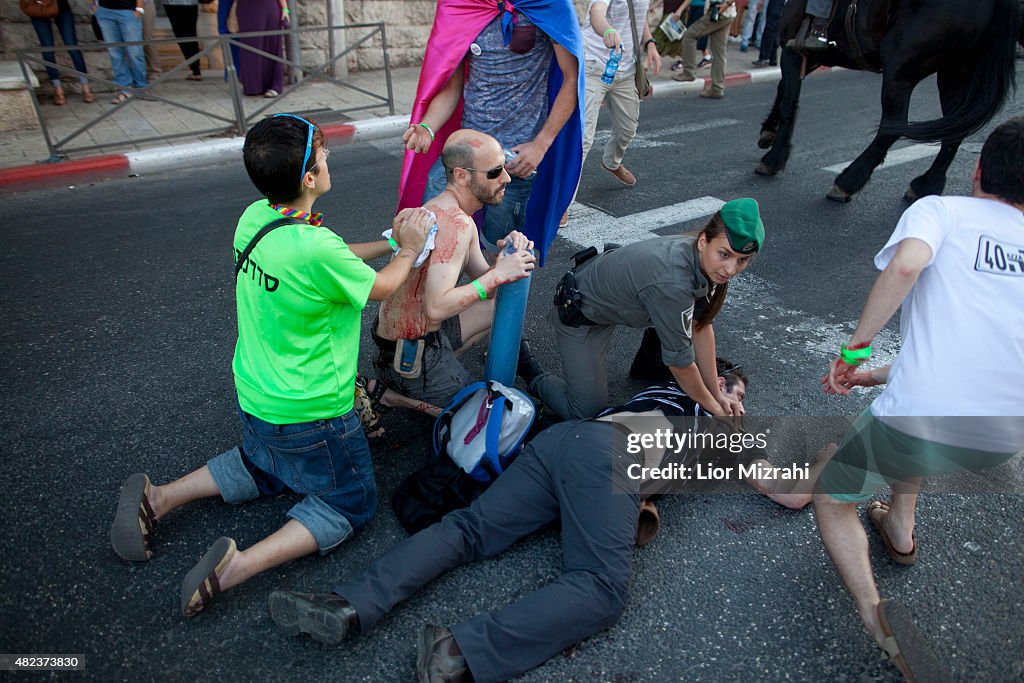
[868,501,917,565]
[877,599,953,683]
[110,473,158,561]
[110,91,130,105]
[180,536,237,617]
[82,86,96,104]
[354,375,389,445]
[53,89,66,106]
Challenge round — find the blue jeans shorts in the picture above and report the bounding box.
[207,405,378,554]
[423,157,536,252]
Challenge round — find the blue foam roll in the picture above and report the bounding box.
[484,248,532,385]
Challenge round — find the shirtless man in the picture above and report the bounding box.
[368,129,537,415]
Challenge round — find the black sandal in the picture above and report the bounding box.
[354,375,390,442]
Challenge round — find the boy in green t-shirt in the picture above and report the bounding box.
[108,114,432,617]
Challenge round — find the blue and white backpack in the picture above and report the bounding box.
[432,380,536,483]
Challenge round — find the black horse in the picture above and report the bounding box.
[756,0,1023,202]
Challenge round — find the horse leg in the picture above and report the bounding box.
[905,68,970,201]
[758,82,784,150]
[756,48,805,176]
[830,74,920,202]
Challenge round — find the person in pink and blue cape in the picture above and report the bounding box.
[397,0,585,264]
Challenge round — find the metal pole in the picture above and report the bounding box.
[327,0,335,78]
[222,35,247,134]
[287,0,301,84]
[17,54,59,161]
[381,23,394,115]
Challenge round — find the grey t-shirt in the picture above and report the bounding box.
[575,236,710,367]
[462,14,553,149]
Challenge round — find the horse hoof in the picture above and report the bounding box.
[757,131,776,149]
[827,185,853,203]
[903,187,919,203]
[755,162,778,177]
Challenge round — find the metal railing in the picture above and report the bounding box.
[15,23,394,161]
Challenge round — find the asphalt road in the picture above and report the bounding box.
[2,67,1023,682]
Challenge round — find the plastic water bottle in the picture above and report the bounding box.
[484,241,533,386]
[601,47,622,85]
[503,148,537,179]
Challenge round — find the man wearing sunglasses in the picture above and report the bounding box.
[369,129,537,418]
[108,114,434,617]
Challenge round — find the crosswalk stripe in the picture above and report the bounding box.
[822,143,937,174]
[560,196,725,247]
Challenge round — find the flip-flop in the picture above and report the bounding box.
[110,473,157,561]
[877,599,953,683]
[868,501,917,565]
[180,536,237,617]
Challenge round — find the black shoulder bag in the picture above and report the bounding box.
[234,217,304,280]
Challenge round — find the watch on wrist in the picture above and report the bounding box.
[643,38,656,50]
[135,6,144,12]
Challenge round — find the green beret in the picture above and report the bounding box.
[720,198,764,254]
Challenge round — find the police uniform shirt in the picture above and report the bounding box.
[574,235,709,368]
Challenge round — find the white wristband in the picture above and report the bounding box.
[135,6,145,13]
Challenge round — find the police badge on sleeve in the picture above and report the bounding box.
[681,304,694,338]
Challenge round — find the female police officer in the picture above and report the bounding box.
[518,197,763,419]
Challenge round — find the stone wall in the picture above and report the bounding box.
[1,0,667,83]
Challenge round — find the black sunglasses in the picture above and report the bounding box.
[459,164,506,180]
[719,364,744,377]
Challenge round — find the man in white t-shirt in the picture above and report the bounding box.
[814,117,1024,682]
[578,0,661,191]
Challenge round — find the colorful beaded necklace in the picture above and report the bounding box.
[270,203,323,226]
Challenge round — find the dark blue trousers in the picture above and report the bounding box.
[336,421,640,683]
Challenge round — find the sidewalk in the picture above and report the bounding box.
[0,40,793,189]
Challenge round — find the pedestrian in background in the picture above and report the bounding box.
[236,0,287,97]
[23,0,95,105]
[163,0,204,81]
[140,0,163,78]
[93,0,149,103]
[752,0,785,67]
[739,0,765,51]
[577,0,661,194]
[652,0,686,68]
[671,0,737,98]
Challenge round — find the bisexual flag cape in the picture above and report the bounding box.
[397,0,585,265]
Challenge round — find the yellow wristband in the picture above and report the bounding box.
[471,279,487,301]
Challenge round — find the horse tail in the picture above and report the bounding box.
[881,0,1020,142]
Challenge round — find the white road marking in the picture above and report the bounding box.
[645,119,744,138]
[560,196,725,247]
[822,143,938,174]
[592,118,741,150]
[725,273,899,368]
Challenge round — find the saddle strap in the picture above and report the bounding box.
[845,0,877,72]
